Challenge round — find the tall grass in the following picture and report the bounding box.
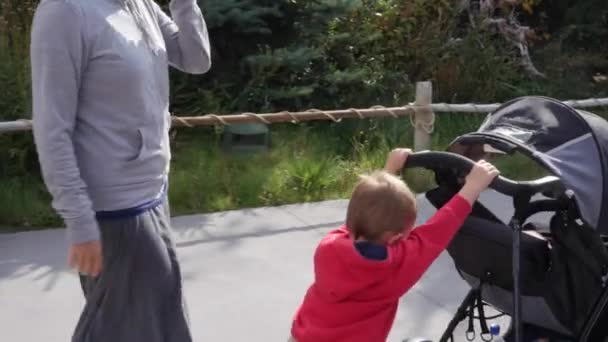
[166,119,411,216]
[0,113,555,230]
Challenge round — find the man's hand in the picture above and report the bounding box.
[384,148,412,174]
[68,240,103,277]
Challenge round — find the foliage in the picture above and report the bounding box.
[0,0,37,178]
[0,0,607,229]
[168,0,364,114]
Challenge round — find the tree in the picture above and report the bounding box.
[166,0,359,115]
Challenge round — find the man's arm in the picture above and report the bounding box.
[30,0,99,245]
[152,0,212,74]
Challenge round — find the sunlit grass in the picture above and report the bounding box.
[0,114,558,230]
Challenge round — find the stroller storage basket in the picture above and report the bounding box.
[450,217,550,295]
[427,188,574,335]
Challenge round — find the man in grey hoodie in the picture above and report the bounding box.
[30,0,211,340]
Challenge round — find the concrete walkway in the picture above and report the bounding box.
[0,192,519,342]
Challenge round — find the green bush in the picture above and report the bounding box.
[0,0,607,229]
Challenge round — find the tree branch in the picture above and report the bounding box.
[483,18,546,78]
[467,0,546,78]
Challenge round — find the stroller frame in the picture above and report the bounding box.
[436,179,608,342]
[410,149,608,342]
[404,96,608,342]
[439,192,559,342]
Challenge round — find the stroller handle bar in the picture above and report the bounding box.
[404,151,562,197]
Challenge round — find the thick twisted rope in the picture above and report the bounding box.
[2,97,607,133]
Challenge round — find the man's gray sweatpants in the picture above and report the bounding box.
[72,199,193,342]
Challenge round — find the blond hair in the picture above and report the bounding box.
[346,171,417,242]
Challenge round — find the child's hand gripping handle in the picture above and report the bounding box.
[402,151,517,195]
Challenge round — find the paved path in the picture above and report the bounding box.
[0,191,523,342]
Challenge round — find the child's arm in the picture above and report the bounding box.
[391,193,471,291]
[391,160,499,294]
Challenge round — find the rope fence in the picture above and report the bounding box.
[3,98,607,131]
[1,81,607,150]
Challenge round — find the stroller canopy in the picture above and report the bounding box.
[450,96,608,232]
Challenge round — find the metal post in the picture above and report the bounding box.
[510,193,531,342]
[512,217,523,342]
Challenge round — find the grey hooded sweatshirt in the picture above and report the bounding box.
[30,0,211,244]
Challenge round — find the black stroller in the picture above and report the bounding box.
[403,96,608,342]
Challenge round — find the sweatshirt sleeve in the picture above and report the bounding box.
[153,0,212,74]
[30,0,100,244]
[391,195,472,293]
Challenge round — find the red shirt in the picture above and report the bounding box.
[291,195,472,342]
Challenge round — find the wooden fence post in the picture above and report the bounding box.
[413,81,434,151]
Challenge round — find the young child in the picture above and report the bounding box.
[289,148,499,342]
